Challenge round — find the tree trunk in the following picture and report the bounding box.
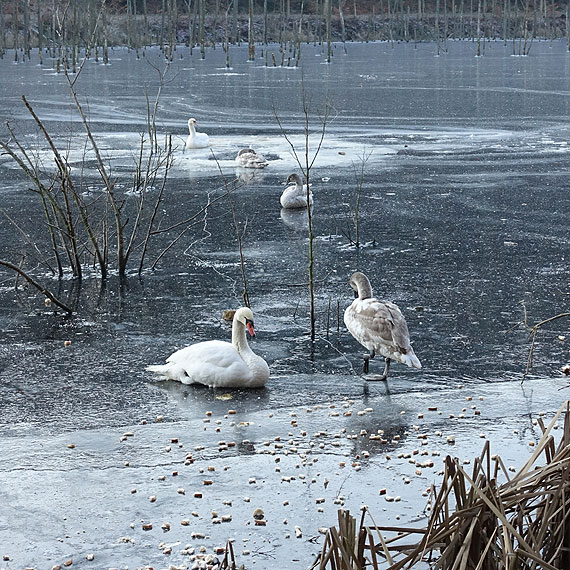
[127,0,132,49]
[13,0,18,61]
[567,3,570,51]
[37,0,43,63]
[23,0,30,58]
[325,0,331,62]
[248,0,255,59]
[338,0,346,46]
[143,0,149,45]
[232,0,239,43]
[212,0,220,45]
[0,0,4,56]
[200,0,206,57]
[103,2,108,64]
[263,0,268,44]
[160,0,166,52]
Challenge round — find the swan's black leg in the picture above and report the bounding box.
[362,350,375,374]
[378,357,391,381]
[365,357,391,381]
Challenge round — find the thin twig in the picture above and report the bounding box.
[0,260,73,314]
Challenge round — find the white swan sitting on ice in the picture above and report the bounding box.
[185,118,210,149]
[146,307,269,388]
[280,173,313,209]
[344,272,421,380]
[235,148,268,168]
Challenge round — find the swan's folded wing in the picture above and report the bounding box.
[355,299,396,343]
[167,340,242,368]
[345,299,391,350]
[377,300,413,352]
[167,340,252,386]
[280,187,310,209]
[349,298,413,351]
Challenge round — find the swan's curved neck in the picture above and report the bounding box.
[292,175,303,190]
[232,320,250,352]
[357,281,373,300]
[188,122,196,135]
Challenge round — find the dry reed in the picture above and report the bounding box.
[312,401,570,570]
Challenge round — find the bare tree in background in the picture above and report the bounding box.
[274,85,333,340]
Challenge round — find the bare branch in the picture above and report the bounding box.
[521,300,570,382]
[0,260,73,314]
[211,149,251,307]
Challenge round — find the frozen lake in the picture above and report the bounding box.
[0,40,569,569]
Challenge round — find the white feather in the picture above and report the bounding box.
[146,307,269,388]
[185,118,210,149]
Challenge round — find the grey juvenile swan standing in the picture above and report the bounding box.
[344,272,421,380]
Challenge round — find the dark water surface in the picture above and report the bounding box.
[0,41,569,568]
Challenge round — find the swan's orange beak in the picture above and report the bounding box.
[246,320,255,337]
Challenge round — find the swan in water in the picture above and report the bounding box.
[146,307,270,388]
[344,272,421,380]
[185,118,210,149]
[280,173,313,209]
[235,148,268,169]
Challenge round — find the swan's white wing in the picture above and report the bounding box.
[186,132,210,149]
[158,340,252,386]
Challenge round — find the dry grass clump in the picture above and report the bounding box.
[312,401,570,570]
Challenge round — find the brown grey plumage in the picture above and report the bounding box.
[344,271,421,380]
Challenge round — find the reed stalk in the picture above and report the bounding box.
[520,302,570,381]
[325,0,332,62]
[211,153,251,308]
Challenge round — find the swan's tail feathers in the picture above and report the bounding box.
[146,364,169,376]
[401,350,422,370]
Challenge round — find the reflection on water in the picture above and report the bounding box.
[156,375,272,410]
[280,207,309,231]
